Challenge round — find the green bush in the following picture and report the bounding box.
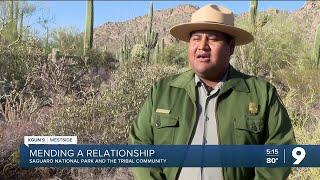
[85,48,117,68]
[48,60,182,144]
[275,67,319,126]
[131,44,148,60]
[233,10,309,75]
[50,26,83,56]
[160,42,188,67]
[0,42,44,97]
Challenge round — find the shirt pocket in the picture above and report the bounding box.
[152,113,179,145]
[234,116,265,144]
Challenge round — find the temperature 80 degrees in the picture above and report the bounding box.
[266,157,278,164]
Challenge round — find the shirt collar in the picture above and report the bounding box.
[167,66,250,104]
[194,68,229,88]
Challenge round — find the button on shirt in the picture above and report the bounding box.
[178,72,227,180]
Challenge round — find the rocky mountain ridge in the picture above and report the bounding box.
[93,4,198,52]
[93,2,320,53]
[293,1,320,42]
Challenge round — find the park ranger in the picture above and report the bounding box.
[129,4,296,180]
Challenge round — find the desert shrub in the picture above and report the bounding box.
[49,26,116,70]
[233,10,309,76]
[47,60,183,144]
[50,26,83,56]
[0,42,45,100]
[0,42,48,178]
[131,44,148,60]
[0,47,115,180]
[0,37,114,120]
[276,67,320,179]
[288,97,320,180]
[161,42,188,67]
[275,67,319,127]
[275,68,320,95]
[85,48,117,69]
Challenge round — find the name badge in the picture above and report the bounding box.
[156,108,170,114]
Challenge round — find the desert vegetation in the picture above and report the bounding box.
[0,1,319,179]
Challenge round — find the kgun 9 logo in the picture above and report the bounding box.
[292,147,306,165]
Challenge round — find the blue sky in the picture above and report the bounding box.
[28,1,306,35]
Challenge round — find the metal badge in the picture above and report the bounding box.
[248,102,259,115]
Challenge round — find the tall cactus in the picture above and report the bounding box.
[123,34,129,60]
[19,7,24,38]
[313,25,320,67]
[248,0,259,75]
[160,38,164,54]
[5,1,20,44]
[83,0,94,56]
[13,1,19,40]
[118,34,130,63]
[159,38,165,63]
[9,1,14,24]
[250,0,258,33]
[45,24,49,53]
[153,42,160,63]
[144,2,158,63]
[152,38,165,64]
[7,1,15,42]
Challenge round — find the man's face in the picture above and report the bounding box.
[188,30,235,80]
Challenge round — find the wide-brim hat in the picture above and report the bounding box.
[170,4,254,45]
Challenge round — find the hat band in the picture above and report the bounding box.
[191,20,233,26]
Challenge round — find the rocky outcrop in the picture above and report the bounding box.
[292,1,320,42]
[92,5,198,53]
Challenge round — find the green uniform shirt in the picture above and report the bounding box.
[129,66,296,180]
[178,73,226,180]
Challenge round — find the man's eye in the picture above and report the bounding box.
[208,37,218,41]
[209,36,225,42]
[191,35,201,40]
[191,36,201,40]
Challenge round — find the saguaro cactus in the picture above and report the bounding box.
[122,34,130,60]
[13,1,19,40]
[118,34,131,63]
[19,7,24,38]
[247,0,259,75]
[6,1,15,42]
[159,38,165,63]
[152,38,165,63]
[160,38,164,54]
[5,1,20,44]
[153,42,159,63]
[250,0,258,33]
[313,25,320,67]
[83,0,94,56]
[144,2,158,63]
[45,24,49,53]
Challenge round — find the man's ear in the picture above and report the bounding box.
[229,39,235,55]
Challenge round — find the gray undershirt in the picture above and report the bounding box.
[178,72,227,180]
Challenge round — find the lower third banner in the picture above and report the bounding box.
[20,145,316,168]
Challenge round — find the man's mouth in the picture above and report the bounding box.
[196,53,210,62]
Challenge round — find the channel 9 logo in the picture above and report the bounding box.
[292,147,306,165]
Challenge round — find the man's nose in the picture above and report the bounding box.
[198,36,210,51]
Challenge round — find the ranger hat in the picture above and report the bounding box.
[170,4,254,45]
